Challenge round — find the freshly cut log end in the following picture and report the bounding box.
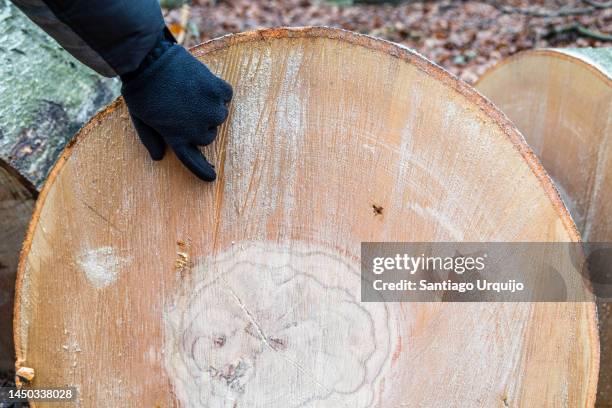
[476,48,612,242]
[15,28,598,407]
[476,48,611,406]
[0,160,35,373]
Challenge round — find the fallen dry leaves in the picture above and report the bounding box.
[166,0,611,83]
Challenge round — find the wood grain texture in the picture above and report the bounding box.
[476,48,611,241]
[0,160,35,372]
[15,28,598,407]
[476,48,611,407]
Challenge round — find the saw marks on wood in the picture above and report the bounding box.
[15,28,597,407]
[477,48,611,407]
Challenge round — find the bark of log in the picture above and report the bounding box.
[14,28,598,407]
[476,48,611,407]
[0,0,119,187]
[0,0,119,373]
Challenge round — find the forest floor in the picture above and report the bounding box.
[166,0,612,83]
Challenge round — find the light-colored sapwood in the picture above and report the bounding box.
[15,29,598,407]
[477,47,611,407]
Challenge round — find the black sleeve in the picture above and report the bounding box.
[10,0,166,77]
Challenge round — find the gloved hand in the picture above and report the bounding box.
[121,35,233,182]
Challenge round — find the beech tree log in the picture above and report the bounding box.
[0,0,119,188]
[0,0,119,374]
[15,28,598,407]
[476,48,611,407]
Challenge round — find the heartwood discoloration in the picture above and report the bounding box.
[163,241,395,408]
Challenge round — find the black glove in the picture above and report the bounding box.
[121,32,233,181]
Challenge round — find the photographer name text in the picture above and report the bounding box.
[370,254,525,293]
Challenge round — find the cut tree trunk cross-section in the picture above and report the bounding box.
[477,48,611,407]
[14,28,599,407]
